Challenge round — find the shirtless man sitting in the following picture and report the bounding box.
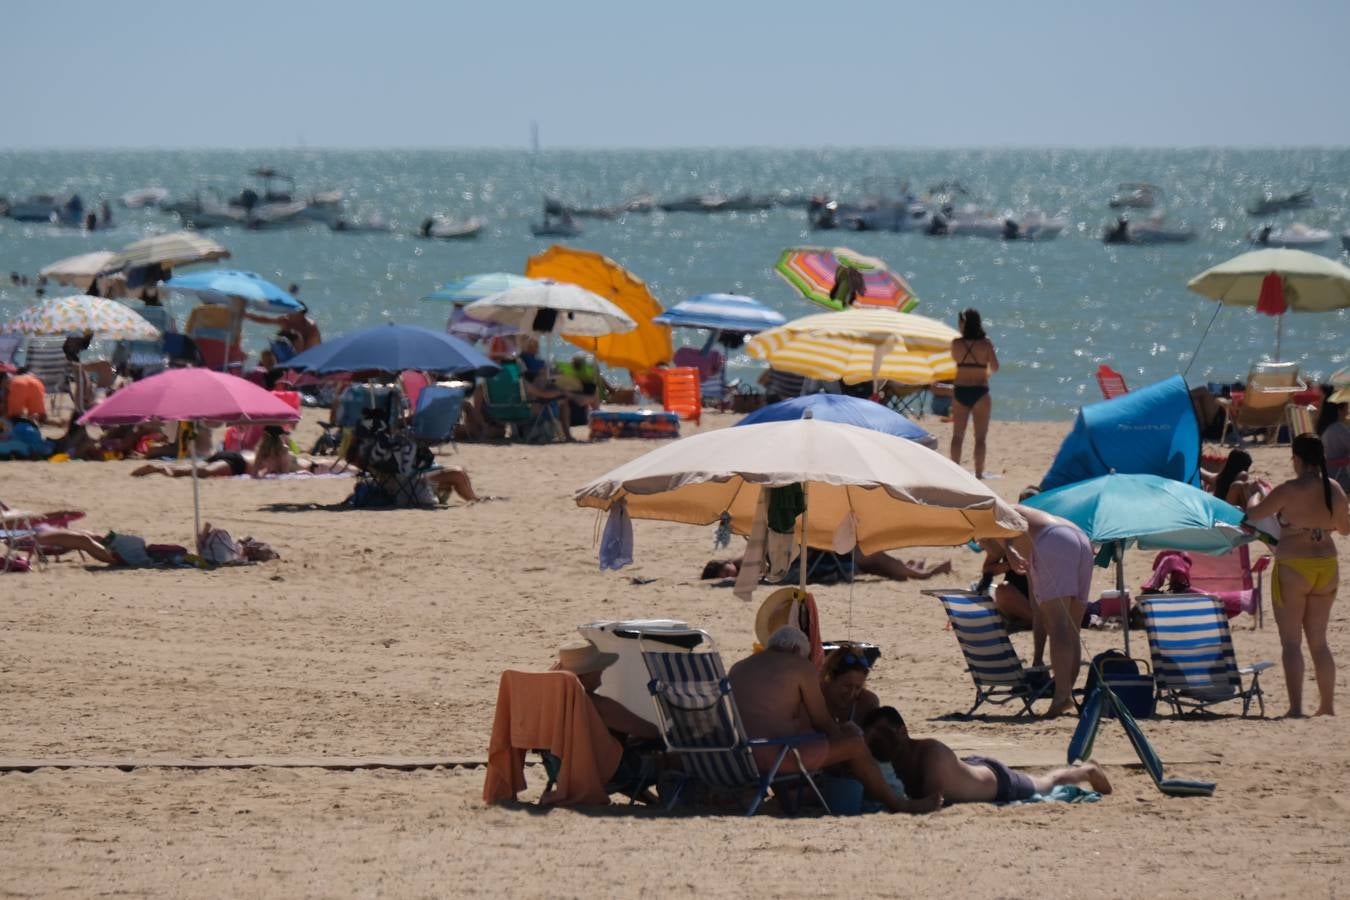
[727,625,940,814]
[862,706,1111,804]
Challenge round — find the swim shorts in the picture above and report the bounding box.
[963,755,1036,803]
[1030,522,1093,607]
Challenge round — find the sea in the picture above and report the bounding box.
[1,147,1347,420]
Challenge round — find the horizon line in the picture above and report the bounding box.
[2,143,1348,153]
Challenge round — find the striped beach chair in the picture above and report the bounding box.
[926,590,1054,717]
[1139,593,1272,717]
[641,641,830,816]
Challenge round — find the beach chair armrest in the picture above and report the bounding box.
[1250,554,1273,574]
[1242,662,1275,674]
[1157,778,1216,797]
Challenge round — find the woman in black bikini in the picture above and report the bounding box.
[949,308,999,479]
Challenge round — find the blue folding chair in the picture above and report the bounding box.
[1140,592,1272,717]
[641,639,830,816]
[411,385,466,454]
[925,590,1054,717]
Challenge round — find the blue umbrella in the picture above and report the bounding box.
[164,269,303,314]
[421,273,538,303]
[735,393,936,449]
[1022,472,1252,656]
[653,293,787,333]
[281,323,499,377]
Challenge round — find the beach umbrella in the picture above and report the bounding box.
[1186,248,1350,360]
[735,393,937,449]
[1022,472,1252,657]
[2,295,160,341]
[421,273,539,303]
[747,307,958,385]
[653,293,787,334]
[525,246,670,371]
[280,322,498,377]
[79,369,301,542]
[465,279,636,338]
[575,416,1024,590]
[163,269,303,314]
[38,250,117,289]
[775,247,918,312]
[105,231,230,273]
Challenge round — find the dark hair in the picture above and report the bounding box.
[959,308,986,341]
[1292,433,1333,513]
[861,705,904,732]
[823,643,871,680]
[1316,398,1344,436]
[1213,449,1252,506]
[701,559,734,580]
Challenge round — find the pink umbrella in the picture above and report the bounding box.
[81,369,301,540]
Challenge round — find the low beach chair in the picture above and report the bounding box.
[658,367,702,424]
[1181,545,1271,627]
[641,640,831,816]
[23,337,69,414]
[1139,592,1273,717]
[410,384,466,454]
[1219,362,1305,445]
[484,362,560,443]
[1096,364,1128,400]
[925,589,1054,717]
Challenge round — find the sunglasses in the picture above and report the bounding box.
[839,652,871,671]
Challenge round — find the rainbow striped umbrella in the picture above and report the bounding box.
[775,246,918,312]
[747,308,956,386]
[2,295,160,341]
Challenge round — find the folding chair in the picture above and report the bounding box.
[1139,593,1273,717]
[1286,403,1317,440]
[925,590,1054,717]
[881,382,929,419]
[641,638,831,816]
[1179,545,1271,627]
[22,337,69,414]
[1096,364,1128,400]
[484,362,561,443]
[0,334,21,368]
[411,385,466,454]
[1219,362,1305,445]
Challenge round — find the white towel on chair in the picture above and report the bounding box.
[734,492,770,602]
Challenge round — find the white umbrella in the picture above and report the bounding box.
[576,416,1024,588]
[464,279,636,338]
[106,231,231,273]
[38,251,117,289]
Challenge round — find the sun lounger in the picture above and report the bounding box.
[1139,592,1272,717]
[925,589,1054,717]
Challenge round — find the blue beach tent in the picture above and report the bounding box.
[1040,375,1201,492]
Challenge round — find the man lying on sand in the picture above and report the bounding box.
[862,706,1111,804]
[728,625,941,814]
[702,551,951,583]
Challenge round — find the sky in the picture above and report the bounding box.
[8,0,1350,149]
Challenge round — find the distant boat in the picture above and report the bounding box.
[120,187,169,208]
[1248,222,1332,248]
[660,192,776,213]
[7,193,83,225]
[330,215,391,234]
[1108,183,1158,209]
[926,204,1066,241]
[1247,188,1314,216]
[1342,230,1350,254]
[419,216,484,240]
[1102,214,1196,245]
[530,215,582,238]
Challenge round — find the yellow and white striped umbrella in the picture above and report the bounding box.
[1,295,160,341]
[747,308,958,385]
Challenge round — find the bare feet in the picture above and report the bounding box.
[1045,702,1076,718]
[1313,707,1335,717]
[896,792,942,813]
[1083,761,1113,795]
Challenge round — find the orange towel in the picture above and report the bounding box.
[483,670,623,806]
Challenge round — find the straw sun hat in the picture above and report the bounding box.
[754,587,811,646]
[557,639,619,675]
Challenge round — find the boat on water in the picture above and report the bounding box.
[330,214,392,234]
[926,204,1066,241]
[419,216,484,240]
[1108,183,1158,209]
[1247,188,1314,216]
[1248,222,1332,248]
[1342,230,1350,254]
[6,193,84,225]
[120,187,169,208]
[1102,214,1196,245]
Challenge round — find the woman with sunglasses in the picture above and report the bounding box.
[820,645,880,727]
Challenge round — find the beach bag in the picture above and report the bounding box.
[1084,650,1155,720]
[198,527,245,565]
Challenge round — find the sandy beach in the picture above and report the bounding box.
[3,409,1349,899]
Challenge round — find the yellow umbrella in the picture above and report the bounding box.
[525,245,672,372]
[747,308,958,385]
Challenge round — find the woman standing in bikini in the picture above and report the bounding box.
[949,308,999,479]
[1246,435,1350,717]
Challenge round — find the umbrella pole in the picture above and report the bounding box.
[1117,541,1129,659]
[190,420,202,549]
[798,482,809,593]
[1275,314,1284,362]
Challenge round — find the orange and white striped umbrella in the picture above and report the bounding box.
[747,308,957,385]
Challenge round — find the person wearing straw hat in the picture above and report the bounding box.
[554,639,659,741]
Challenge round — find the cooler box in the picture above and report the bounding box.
[588,409,680,441]
[578,619,710,728]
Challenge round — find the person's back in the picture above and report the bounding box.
[728,648,815,740]
[1261,468,1348,559]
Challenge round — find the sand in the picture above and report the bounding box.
[2,410,1349,899]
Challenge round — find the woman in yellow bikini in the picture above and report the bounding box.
[1246,435,1350,717]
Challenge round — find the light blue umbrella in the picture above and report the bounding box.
[1022,472,1252,656]
[164,269,303,314]
[421,273,538,303]
[653,293,787,333]
[735,393,936,449]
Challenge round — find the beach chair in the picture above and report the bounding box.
[0,334,21,368]
[1286,403,1317,440]
[658,367,702,424]
[411,384,466,454]
[673,347,733,411]
[925,590,1054,717]
[22,337,69,413]
[641,639,831,816]
[484,362,560,443]
[882,382,928,419]
[1139,592,1273,717]
[1219,362,1305,445]
[399,370,430,413]
[1096,364,1128,400]
[1179,545,1271,627]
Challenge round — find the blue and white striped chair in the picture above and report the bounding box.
[641,641,831,816]
[1140,593,1272,717]
[927,590,1054,718]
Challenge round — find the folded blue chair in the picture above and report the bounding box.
[1139,592,1272,717]
[411,385,466,454]
[641,641,831,816]
[926,590,1054,717]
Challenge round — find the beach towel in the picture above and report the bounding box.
[734,491,771,602]
[483,670,623,806]
[1007,785,1102,805]
[598,498,633,571]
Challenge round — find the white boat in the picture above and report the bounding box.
[1248,222,1332,248]
[927,205,1066,241]
[120,187,169,208]
[1108,183,1158,209]
[246,200,311,230]
[1102,214,1196,245]
[419,216,484,240]
[165,190,247,229]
